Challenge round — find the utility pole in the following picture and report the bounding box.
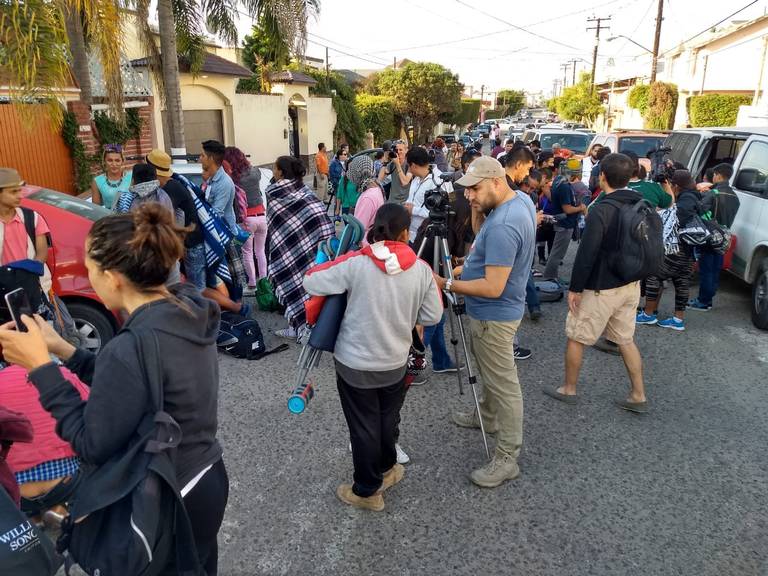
[587,16,611,94]
[650,0,664,83]
[325,46,329,83]
[393,56,397,69]
[561,63,570,88]
[568,58,579,86]
[479,84,486,122]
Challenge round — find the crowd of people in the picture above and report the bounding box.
[0,118,742,571]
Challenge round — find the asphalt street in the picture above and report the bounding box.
[216,245,768,576]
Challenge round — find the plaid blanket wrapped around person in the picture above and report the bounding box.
[267,178,334,328]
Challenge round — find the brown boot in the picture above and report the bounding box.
[378,464,405,493]
[336,484,385,512]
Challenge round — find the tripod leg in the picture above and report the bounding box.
[444,308,464,396]
[452,311,491,461]
[439,236,490,461]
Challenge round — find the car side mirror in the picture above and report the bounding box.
[734,168,766,194]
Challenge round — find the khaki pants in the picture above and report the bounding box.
[469,318,523,460]
[315,173,329,202]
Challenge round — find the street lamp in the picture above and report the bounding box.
[607,35,653,54]
[607,35,660,83]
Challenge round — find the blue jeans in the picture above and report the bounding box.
[697,250,724,306]
[422,312,455,370]
[184,243,207,291]
[525,270,540,312]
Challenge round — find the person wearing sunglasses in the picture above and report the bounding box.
[91,144,132,209]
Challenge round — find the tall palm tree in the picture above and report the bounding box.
[132,0,319,151]
[0,0,126,122]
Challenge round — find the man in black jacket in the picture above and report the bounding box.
[690,162,741,310]
[543,153,648,413]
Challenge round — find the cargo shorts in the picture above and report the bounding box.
[565,282,641,346]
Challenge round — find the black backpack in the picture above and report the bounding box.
[217,312,289,359]
[58,329,203,576]
[603,196,664,283]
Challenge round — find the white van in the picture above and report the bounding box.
[663,128,768,329]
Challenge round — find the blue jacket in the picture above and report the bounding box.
[329,159,344,191]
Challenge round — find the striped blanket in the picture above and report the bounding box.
[267,178,334,328]
[172,173,234,285]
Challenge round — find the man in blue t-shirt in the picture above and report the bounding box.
[542,161,587,282]
[434,151,536,489]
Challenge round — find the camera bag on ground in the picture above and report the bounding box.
[217,311,288,360]
[603,196,664,282]
[534,279,565,302]
[0,406,62,576]
[57,328,203,576]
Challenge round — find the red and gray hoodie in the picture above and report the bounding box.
[303,241,443,373]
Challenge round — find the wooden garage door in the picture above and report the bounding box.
[0,103,75,193]
[162,109,224,156]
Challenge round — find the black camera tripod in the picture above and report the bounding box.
[416,218,491,460]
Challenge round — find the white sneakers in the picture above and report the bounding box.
[347,442,411,465]
[395,443,410,464]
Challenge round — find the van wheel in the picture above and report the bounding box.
[752,259,768,330]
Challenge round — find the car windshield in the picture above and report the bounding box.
[539,133,592,154]
[28,190,111,222]
[618,136,667,158]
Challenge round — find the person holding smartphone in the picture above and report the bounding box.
[0,203,228,574]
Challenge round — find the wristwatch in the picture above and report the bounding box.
[445,279,453,292]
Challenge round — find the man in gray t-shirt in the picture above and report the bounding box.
[379,141,411,204]
[434,151,536,490]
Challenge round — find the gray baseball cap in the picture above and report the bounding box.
[455,156,505,187]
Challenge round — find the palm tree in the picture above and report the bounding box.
[0,0,126,122]
[132,0,319,151]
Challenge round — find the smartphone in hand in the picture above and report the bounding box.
[4,288,33,332]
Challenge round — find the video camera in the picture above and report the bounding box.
[648,145,673,182]
[423,172,455,222]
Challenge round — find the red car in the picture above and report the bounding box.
[20,186,118,352]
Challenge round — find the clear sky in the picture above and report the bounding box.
[284,0,768,96]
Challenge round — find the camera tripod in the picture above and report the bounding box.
[416,218,491,460]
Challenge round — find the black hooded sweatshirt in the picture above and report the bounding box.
[570,188,642,293]
[29,284,222,486]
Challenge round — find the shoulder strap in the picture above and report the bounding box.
[21,207,36,243]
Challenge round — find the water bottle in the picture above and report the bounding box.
[288,380,315,414]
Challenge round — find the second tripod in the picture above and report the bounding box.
[416,219,491,460]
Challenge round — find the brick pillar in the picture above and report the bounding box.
[67,100,99,161]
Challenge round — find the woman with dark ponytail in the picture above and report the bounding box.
[267,155,335,339]
[0,204,228,573]
[303,203,442,512]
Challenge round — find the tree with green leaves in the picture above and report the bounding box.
[0,0,126,123]
[355,94,398,143]
[368,62,463,143]
[302,68,364,150]
[133,0,319,151]
[452,99,481,127]
[238,16,291,93]
[554,72,603,124]
[495,89,526,116]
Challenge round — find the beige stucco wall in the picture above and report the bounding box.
[307,97,335,155]
[232,94,289,166]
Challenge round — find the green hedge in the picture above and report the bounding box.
[484,108,507,120]
[355,94,399,143]
[689,93,752,127]
[645,82,678,130]
[628,84,650,115]
[452,99,481,126]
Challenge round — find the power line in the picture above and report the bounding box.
[359,0,630,58]
[305,38,389,67]
[453,0,582,51]
[659,0,759,55]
